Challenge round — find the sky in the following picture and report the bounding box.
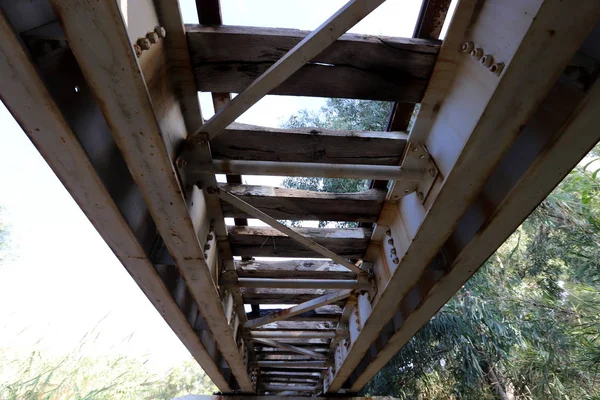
[0,0,445,380]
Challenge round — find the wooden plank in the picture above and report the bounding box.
[250,331,338,340]
[237,278,368,290]
[327,0,600,392]
[228,226,371,259]
[186,25,438,101]
[196,0,221,24]
[236,260,354,280]
[246,290,353,328]
[217,189,363,273]
[219,184,385,223]
[190,0,388,140]
[0,11,230,391]
[252,338,327,360]
[241,288,346,306]
[210,123,407,166]
[49,0,254,390]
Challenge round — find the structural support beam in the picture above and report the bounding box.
[188,160,424,182]
[246,290,353,329]
[0,9,231,391]
[187,0,387,140]
[327,0,600,392]
[263,384,318,392]
[236,278,370,290]
[217,189,364,274]
[252,338,327,360]
[49,0,254,390]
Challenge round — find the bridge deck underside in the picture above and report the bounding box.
[1,0,599,396]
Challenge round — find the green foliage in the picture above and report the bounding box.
[0,335,217,399]
[283,98,600,398]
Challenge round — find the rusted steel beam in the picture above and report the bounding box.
[216,189,364,274]
[246,290,353,329]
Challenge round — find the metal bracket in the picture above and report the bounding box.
[389,142,438,203]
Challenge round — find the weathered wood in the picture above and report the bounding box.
[241,288,346,306]
[219,184,385,223]
[228,226,371,259]
[193,0,389,139]
[210,124,407,166]
[252,338,327,360]
[218,189,363,273]
[236,260,354,280]
[50,0,253,390]
[187,25,439,101]
[246,290,353,328]
[328,0,600,392]
[0,11,230,390]
[249,331,338,340]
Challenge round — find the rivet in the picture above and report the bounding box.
[154,26,167,38]
[177,158,187,168]
[490,62,505,76]
[388,239,394,245]
[393,258,399,264]
[412,146,419,152]
[390,248,397,255]
[461,41,474,53]
[204,243,211,251]
[419,154,425,159]
[146,31,159,44]
[404,189,410,193]
[133,44,142,58]
[385,229,391,236]
[207,234,214,241]
[137,37,151,51]
[428,168,436,177]
[481,54,494,68]
[471,47,483,60]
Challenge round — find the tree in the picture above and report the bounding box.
[282,99,600,399]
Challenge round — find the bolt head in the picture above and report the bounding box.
[385,229,391,236]
[390,248,397,255]
[393,257,399,264]
[207,234,214,241]
[155,26,167,38]
[388,238,394,245]
[146,31,159,44]
[177,158,187,168]
[428,168,436,177]
[137,37,151,51]
[461,41,474,53]
[481,54,494,68]
[471,47,483,60]
[133,44,143,58]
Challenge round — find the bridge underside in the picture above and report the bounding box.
[1,0,599,396]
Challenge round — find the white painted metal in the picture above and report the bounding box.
[252,338,327,360]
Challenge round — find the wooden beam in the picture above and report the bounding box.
[227,226,371,259]
[246,290,353,328]
[241,288,346,306]
[236,278,369,290]
[0,10,231,391]
[49,0,254,390]
[189,160,424,181]
[186,25,438,101]
[209,123,407,165]
[220,184,385,223]
[327,0,600,392]
[263,384,318,392]
[189,0,388,140]
[252,338,327,360]
[345,59,600,391]
[236,260,354,280]
[217,189,363,273]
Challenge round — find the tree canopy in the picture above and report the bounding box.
[281,99,600,399]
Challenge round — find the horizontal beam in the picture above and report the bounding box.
[257,361,328,369]
[193,0,387,139]
[248,331,338,339]
[261,371,322,377]
[219,184,385,223]
[187,159,425,181]
[228,226,371,259]
[237,278,369,290]
[252,338,327,360]
[210,123,407,165]
[246,290,353,328]
[236,260,353,280]
[217,189,362,273]
[187,25,438,101]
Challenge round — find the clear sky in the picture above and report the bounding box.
[0,0,441,379]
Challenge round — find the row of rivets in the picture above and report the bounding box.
[461,41,504,76]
